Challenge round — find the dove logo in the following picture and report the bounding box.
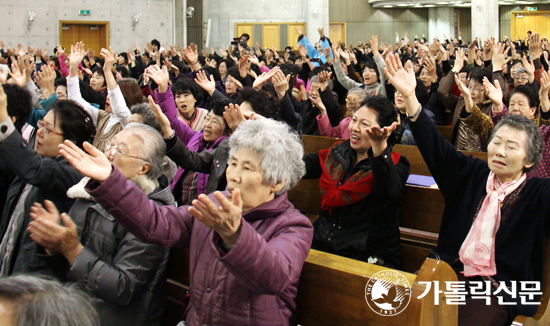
[365,270,411,316]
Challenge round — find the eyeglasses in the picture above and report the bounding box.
[364,69,377,74]
[105,143,149,162]
[37,120,63,136]
[515,77,530,82]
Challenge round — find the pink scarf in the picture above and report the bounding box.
[459,172,526,277]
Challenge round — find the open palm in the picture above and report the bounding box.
[384,53,416,98]
[59,140,112,182]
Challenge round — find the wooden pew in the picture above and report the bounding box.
[436,126,453,142]
[297,250,458,326]
[512,241,550,325]
[164,249,459,326]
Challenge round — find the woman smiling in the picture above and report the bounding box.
[56,118,313,326]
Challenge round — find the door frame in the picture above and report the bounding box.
[510,11,550,40]
[59,20,110,49]
[329,22,346,45]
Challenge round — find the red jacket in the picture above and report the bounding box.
[86,167,314,326]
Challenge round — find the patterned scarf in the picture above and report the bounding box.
[318,143,400,211]
[459,172,526,277]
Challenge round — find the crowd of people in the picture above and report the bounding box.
[0,26,548,326]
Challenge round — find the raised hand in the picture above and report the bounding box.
[143,65,170,92]
[318,70,332,85]
[223,103,246,131]
[188,190,243,247]
[338,48,350,63]
[219,48,228,58]
[491,42,510,72]
[540,71,550,113]
[252,66,279,89]
[483,38,493,61]
[18,55,34,84]
[248,55,260,67]
[295,27,303,36]
[522,56,535,77]
[69,42,86,74]
[59,140,112,182]
[384,53,416,98]
[194,70,216,96]
[423,56,438,83]
[272,70,290,99]
[182,45,199,65]
[148,95,172,137]
[36,65,56,98]
[365,122,398,157]
[483,77,503,111]
[454,74,473,113]
[310,95,327,115]
[100,46,116,69]
[8,61,26,87]
[454,47,466,72]
[529,32,543,60]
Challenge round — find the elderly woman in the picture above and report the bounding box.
[458,77,550,179]
[386,53,550,326]
[28,123,171,326]
[0,83,95,277]
[303,95,410,269]
[56,119,313,326]
[316,87,367,139]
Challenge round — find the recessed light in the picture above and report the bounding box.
[425,4,435,7]
[397,3,410,6]
[436,1,449,4]
[383,5,394,7]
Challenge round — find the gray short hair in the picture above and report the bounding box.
[514,67,528,78]
[348,88,368,101]
[0,275,99,326]
[228,119,305,195]
[124,123,166,179]
[490,114,544,172]
[130,103,161,133]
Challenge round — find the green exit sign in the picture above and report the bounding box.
[527,7,537,11]
[79,10,91,16]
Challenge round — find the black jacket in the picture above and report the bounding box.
[410,109,550,320]
[294,87,341,135]
[0,130,82,276]
[165,134,229,194]
[303,141,410,269]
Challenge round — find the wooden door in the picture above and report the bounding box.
[511,12,550,43]
[262,24,280,51]
[329,23,346,45]
[235,23,254,48]
[59,21,109,55]
[288,23,306,50]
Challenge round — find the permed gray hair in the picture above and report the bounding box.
[0,275,100,326]
[228,119,306,195]
[123,122,166,179]
[489,114,544,172]
[130,103,161,133]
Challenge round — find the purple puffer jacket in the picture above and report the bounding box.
[153,87,228,195]
[86,168,314,326]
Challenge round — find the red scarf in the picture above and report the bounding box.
[319,143,401,211]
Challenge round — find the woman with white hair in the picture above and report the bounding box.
[386,52,550,326]
[28,123,173,326]
[49,119,313,326]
